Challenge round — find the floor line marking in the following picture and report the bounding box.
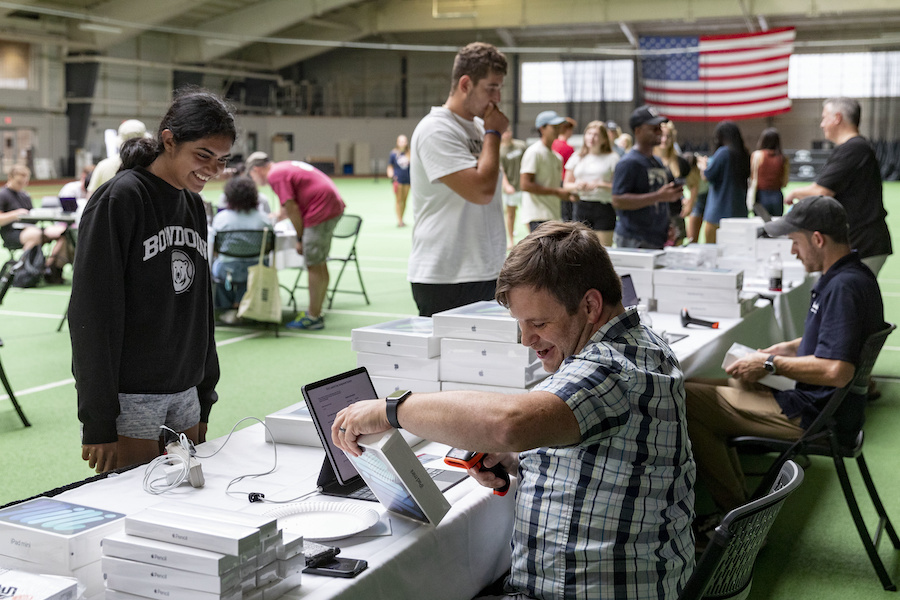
[0,309,64,320]
[0,377,75,402]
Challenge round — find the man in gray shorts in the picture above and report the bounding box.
[246,153,346,330]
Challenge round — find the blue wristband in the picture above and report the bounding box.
[484,129,501,138]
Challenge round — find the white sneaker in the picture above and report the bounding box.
[219,309,239,325]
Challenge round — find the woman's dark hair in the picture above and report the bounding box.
[120,88,237,170]
[713,120,750,182]
[224,176,260,212]
[756,127,783,154]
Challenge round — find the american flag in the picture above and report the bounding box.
[639,27,795,121]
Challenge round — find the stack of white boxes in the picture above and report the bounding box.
[715,216,805,284]
[102,503,303,600]
[606,248,664,309]
[653,266,754,318]
[351,317,442,397]
[0,497,124,600]
[433,301,548,394]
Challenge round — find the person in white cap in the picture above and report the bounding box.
[86,119,149,196]
[520,110,579,232]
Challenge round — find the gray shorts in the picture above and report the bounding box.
[116,387,201,440]
[303,215,340,266]
[503,191,522,208]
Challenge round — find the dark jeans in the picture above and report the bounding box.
[411,280,497,317]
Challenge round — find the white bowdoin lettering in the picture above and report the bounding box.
[143,226,207,261]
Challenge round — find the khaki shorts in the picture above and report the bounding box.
[303,215,341,266]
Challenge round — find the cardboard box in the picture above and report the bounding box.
[124,509,260,557]
[654,284,741,304]
[432,301,519,342]
[0,568,77,600]
[264,401,319,447]
[356,351,440,381]
[101,532,239,576]
[606,248,664,269]
[656,295,759,319]
[0,497,125,570]
[371,375,442,398]
[351,317,441,358]
[653,266,744,290]
[101,556,241,593]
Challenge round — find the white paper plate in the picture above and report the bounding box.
[265,502,379,541]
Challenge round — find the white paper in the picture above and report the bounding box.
[722,343,796,391]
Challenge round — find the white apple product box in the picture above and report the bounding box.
[148,503,278,542]
[259,572,301,600]
[654,284,742,304]
[656,295,759,319]
[653,266,744,290]
[105,573,241,600]
[274,533,303,562]
[441,380,537,394]
[606,248,665,269]
[0,497,126,571]
[371,375,442,398]
[348,429,451,526]
[432,301,519,342]
[718,217,765,245]
[101,556,241,594]
[755,236,795,261]
[101,532,239,576]
[124,509,260,557]
[255,560,279,587]
[351,317,441,358]
[0,568,77,600]
[662,244,720,268]
[613,267,654,304]
[356,351,440,381]
[264,401,319,447]
[715,241,757,260]
[722,343,796,391]
[276,552,305,579]
[440,338,549,388]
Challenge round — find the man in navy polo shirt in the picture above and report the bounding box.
[685,195,885,514]
[611,105,684,248]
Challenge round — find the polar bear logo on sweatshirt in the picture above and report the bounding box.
[171,250,195,293]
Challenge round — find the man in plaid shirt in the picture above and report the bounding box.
[335,221,696,600]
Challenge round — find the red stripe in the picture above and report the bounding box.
[700,42,794,56]
[699,26,795,42]
[643,81,787,95]
[650,94,789,109]
[701,53,793,68]
[699,67,789,81]
[646,106,793,122]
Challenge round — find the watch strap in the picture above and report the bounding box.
[385,390,411,429]
[765,354,777,374]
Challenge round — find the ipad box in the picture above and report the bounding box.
[351,317,441,358]
[124,509,260,557]
[101,556,241,593]
[722,343,796,391]
[654,284,742,305]
[371,375,442,398]
[441,380,537,394]
[655,294,759,319]
[101,532,239,576]
[146,502,278,542]
[0,568,77,600]
[755,236,795,261]
[264,401,319,447]
[432,301,520,343]
[105,573,242,600]
[440,338,549,388]
[606,248,665,269]
[0,497,126,570]
[349,429,451,526]
[717,216,765,246]
[653,266,744,290]
[356,351,440,381]
[662,244,720,269]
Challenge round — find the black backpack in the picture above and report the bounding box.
[12,246,45,288]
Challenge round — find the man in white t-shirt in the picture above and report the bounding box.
[520,110,579,232]
[408,42,510,317]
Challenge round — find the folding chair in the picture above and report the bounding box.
[678,460,804,600]
[0,259,30,427]
[212,228,279,335]
[284,214,370,311]
[731,322,899,591]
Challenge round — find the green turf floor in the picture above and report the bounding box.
[1,178,898,598]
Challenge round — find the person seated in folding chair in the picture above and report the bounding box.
[684,195,885,538]
[208,175,272,324]
[245,152,345,330]
[0,165,72,283]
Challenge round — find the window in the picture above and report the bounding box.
[0,41,30,90]
[521,60,633,103]
[788,52,900,98]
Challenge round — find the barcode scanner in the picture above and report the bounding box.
[680,308,719,329]
[444,448,510,496]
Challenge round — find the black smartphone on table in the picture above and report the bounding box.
[303,557,368,578]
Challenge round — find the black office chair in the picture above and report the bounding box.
[284,214,370,311]
[0,259,30,427]
[212,228,279,334]
[678,460,804,600]
[731,322,899,591]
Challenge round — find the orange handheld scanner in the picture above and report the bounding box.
[444,448,510,496]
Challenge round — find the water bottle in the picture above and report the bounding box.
[768,253,783,292]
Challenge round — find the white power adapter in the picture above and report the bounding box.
[165,441,205,488]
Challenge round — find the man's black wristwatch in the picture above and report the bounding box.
[763,355,777,374]
[385,390,412,429]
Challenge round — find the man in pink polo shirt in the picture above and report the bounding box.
[246,153,345,330]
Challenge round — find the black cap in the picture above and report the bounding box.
[763,195,849,239]
[628,105,668,131]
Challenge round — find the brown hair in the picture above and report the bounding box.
[578,120,613,157]
[451,42,508,92]
[496,221,622,314]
